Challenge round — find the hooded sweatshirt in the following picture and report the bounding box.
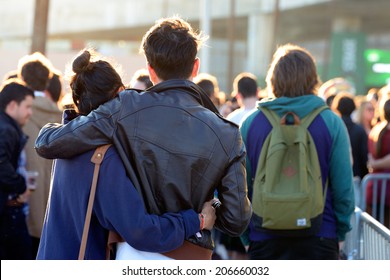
[240,94,355,242]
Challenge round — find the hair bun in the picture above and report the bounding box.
[72,50,91,74]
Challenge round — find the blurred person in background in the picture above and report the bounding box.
[367,98,390,228]
[194,73,225,109]
[331,92,368,179]
[318,77,356,107]
[17,53,63,257]
[0,79,34,259]
[353,96,376,136]
[128,68,153,90]
[226,72,259,125]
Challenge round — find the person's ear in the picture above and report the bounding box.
[147,64,159,84]
[191,58,200,79]
[5,100,17,118]
[117,85,125,93]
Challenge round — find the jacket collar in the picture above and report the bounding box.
[148,79,221,116]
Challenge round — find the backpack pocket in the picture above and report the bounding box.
[261,192,311,230]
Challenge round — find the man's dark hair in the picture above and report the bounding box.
[233,72,258,99]
[331,92,356,117]
[141,16,205,81]
[266,44,320,98]
[0,78,34,111]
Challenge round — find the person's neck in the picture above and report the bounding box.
[241,96,258,110]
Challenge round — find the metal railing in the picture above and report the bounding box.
[360,173,390,226]
[344,207,390,260]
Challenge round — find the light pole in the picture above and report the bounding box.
[31,0,50,54]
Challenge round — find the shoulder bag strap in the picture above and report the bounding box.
[78,144,112,260]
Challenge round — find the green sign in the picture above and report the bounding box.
[365,49,390,87]
[327,32,366,94]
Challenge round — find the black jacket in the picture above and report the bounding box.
[342,116,369,178]
[35,80,252,249]
[0,111,28,214]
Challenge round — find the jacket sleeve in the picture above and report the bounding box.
[326,112,355,241]
[215,128,252,236]
[0,127,26,194]
[94,151,200,252]
[35,96,122,159]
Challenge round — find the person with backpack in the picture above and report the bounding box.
[240,44,355,260]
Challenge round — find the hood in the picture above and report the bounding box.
[29,96,62,126]
[257,94,327,119]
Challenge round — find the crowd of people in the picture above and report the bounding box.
[0,16,389,260]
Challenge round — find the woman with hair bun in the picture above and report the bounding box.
[37,49,216,260]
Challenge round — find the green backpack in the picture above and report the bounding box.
[251,105,328,236]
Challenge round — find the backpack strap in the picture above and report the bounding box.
[300,105,330,202]
[260,107,281,127]
[262,105,328,128]
[78,144,112,260]
[300,105,329,129]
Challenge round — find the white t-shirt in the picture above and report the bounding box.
[226,108,256,125]
[115,242,173,260]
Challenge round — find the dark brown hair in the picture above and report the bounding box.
[194,73,221,107]
[70,49,124,115]
[141,16,205,81]
[266,44,320,98]
[18,52,53,91]
[47,71,63,103]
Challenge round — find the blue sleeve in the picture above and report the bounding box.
[34,95,124,159]
[323,111,355,241]
[94,149,200,252]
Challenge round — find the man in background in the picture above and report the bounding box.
[18,53,63,256]
[0,79,34,259]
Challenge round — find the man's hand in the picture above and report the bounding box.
[200,199,217,230]
[16,189,32,204]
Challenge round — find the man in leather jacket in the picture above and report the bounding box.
[35,16,252,258]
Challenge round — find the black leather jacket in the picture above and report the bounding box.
[35,80,252,248]
[0,112,28,214]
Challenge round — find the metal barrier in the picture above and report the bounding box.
[361,173,390,226]
[343,207,390,260]
[353,176,362,208]
[343,207,361,259]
